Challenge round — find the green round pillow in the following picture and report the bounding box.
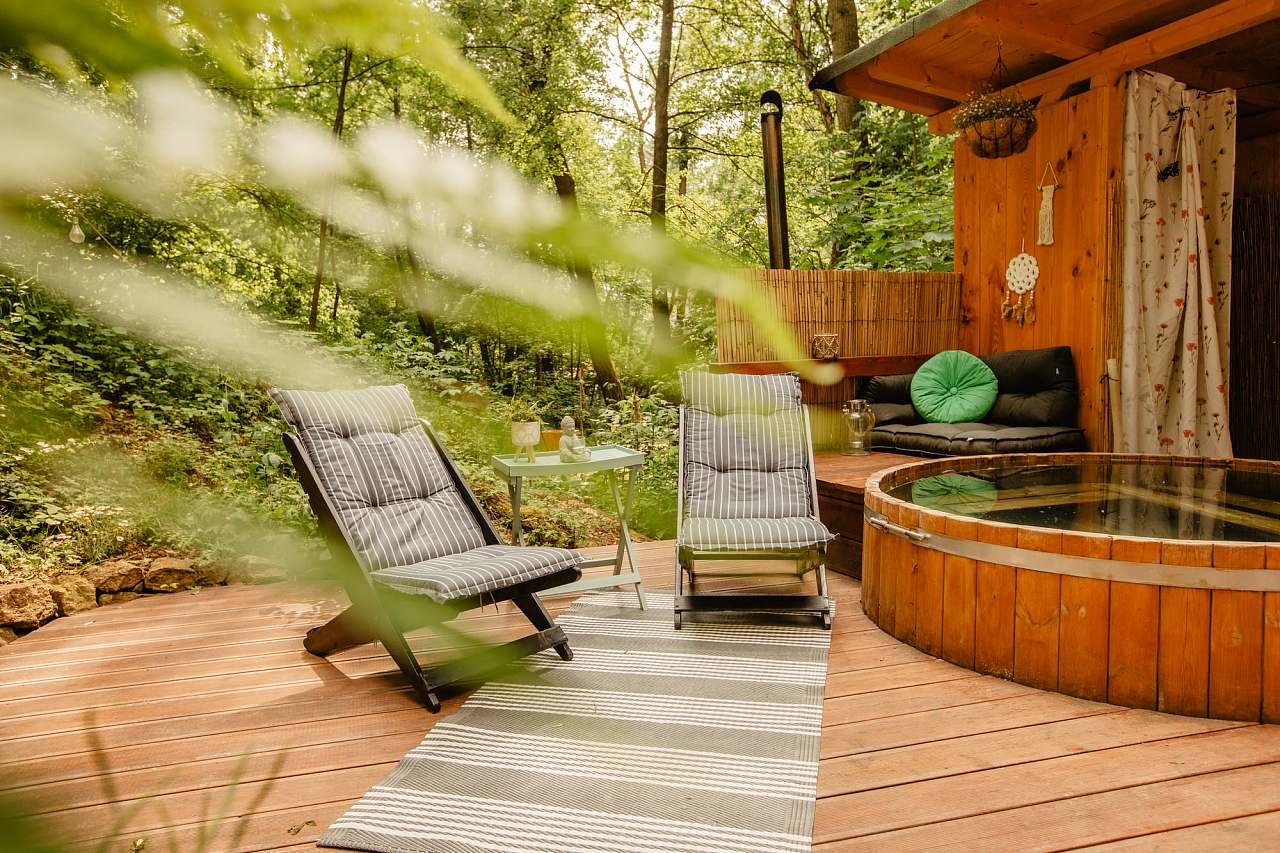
[910,350,998,423]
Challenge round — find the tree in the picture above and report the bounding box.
[827,2,863,138]
[307,46,353,331]
[648,0,675,352]
[554,173,622,399]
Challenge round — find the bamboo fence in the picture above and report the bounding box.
[717,269,963,363]
[716,269,963,445]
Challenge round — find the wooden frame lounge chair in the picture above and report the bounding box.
[271,384,580,711]
[674,370,834,629]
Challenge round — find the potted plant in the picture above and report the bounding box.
[955,87,1037,159]
[509,399,542,463]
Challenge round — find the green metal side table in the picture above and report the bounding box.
[491,444,647,608]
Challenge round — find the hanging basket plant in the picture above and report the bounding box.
[955,45,1038,159]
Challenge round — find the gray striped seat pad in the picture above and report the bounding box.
[681,516,832,552]
[372,544,578,602]
[321,592,832,853]
[270,385,485,572]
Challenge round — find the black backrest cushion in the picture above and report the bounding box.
[863,347,1080,428]
[980,346,1079,427]
[862,373,919,425]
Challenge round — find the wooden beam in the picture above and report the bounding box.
[712,354,934,379]
[864,54,980,102]
[928,0,1280,133]
[969,4,1107,60]
[835,68,956,116]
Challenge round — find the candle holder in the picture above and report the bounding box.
[811,333,839,360]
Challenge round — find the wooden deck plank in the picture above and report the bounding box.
[6,540,1280,853]
[816,709,1239,798]
[812,761,1280,851]
[1081,809,1280,850]
[814,724,1280,842]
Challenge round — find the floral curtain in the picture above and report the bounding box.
[1119,71,1235,456]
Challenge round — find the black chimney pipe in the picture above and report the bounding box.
[760,90,790,270]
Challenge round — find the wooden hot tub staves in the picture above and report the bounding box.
[861,453,1280,724]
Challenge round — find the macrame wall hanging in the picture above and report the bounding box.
[1037,162,1061,246]
[1002,241,1039,325]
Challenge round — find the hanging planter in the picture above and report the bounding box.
[954,45,1038,159]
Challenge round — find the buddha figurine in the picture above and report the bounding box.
[559,415,591,462]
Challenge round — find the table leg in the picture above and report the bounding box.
[609,467,645,609]
[508,477,524,547]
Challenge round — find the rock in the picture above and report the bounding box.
[225,555,290,585]
[144,557,198,592]
[85,559,144,593]
[0,582,57,630]
[0,627,18,647]
[98,591,142,606]
[196,560,230,586]
[50,576,98,615]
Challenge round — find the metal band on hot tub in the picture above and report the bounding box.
[865,510,1280,592]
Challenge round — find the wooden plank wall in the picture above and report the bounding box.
[952,81,1126,450]
[1238,133,1280,194]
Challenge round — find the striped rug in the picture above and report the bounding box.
[320,590,833,853]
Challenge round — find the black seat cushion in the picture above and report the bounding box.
[870,422,1086,456]
[862,346,1085,457]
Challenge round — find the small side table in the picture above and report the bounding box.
[491,444,646,608]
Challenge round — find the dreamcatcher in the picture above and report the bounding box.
[1001,242,1039,325]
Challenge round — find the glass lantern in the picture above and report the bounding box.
[841,399,876,456]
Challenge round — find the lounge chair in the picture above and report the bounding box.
[271,384,581,711]
[675,370,834,629]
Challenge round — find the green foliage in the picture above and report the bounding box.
[814,113,955,271]
[507,399,543,424]
[0,0,955,575]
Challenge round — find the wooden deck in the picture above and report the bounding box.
[3,541,1280,851]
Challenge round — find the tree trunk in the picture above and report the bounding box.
[389,80,445,352]
[828,1,864,139]
[827,2,864,268]
[786,0,835,133]
[307,46,353,331]
[670,130,690,340]
[649,0,675,352]
[554,173,623,400]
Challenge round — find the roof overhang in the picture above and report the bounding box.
[810,0,1280,137]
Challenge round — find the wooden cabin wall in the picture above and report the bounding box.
[1237,132,1280,194]
[717,268,963,444]
[952,81,1126,451]
[1230,131,1280,460]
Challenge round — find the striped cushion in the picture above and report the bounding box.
[681,517,832,551]
[682,407,811,518]
[680,370,812,519]
[678,371,830,553]
[681,370,801,416]
[371,544,579,602]
[270,385,486,572]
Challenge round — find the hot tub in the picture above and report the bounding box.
[862,453,1280,723]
